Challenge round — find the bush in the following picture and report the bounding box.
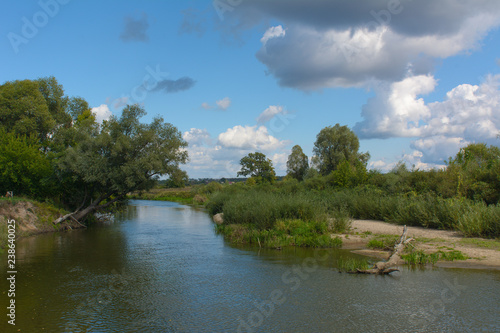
[328,206,352,233]
[458,202,500,238]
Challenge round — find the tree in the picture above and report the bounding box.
[0,79,55,143]
[0,129,52,197]
[446,143,500,203]
[0,77,72,148]
[165,169,189,188]
[286,145,309,181]
[312,124,370,176]
[55,104,188,222]
[237,152,276,184]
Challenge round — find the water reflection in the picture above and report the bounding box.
[1,200,499,332]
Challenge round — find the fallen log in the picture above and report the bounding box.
[356,225,413,275]
[53,211,78,224]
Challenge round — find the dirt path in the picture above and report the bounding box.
[339,219,500,270]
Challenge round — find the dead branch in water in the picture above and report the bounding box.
[356,225,413,275]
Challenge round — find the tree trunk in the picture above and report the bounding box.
[356,225,413,275]
[53,191,124,225]
[53,202,98,225]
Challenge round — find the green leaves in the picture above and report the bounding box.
[312,124,369,176]
[0,130,52,197]
[58,104,188,206]
[286,145,309,181]
[237,152,276,184]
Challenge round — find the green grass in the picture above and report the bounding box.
[206,185,500,238]
[366,234,399,250]
[402,249,468,265]
[215,219,342,249]
[128,189,195,204]
[458,238,500,250]
[337,257,370,273]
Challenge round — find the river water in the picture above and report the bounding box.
[1,200,499,332]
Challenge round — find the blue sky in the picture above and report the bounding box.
[2,0,500,178]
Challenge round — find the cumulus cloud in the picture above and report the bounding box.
[181,127,290,178]
[355,74,500,164]
[183,128,212,147]
[182,1,500,89]
[218,125,288,151]
[256,105,286,123]
[208,0,500,89]
[202,97,231,110]
[216,97,231,110]
[261,25,286,44]
[151,77,196,94]
[91,104,112,123]
[354,74,437,138]
[120,13,149,42]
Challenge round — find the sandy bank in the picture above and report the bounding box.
[337,219,500,270]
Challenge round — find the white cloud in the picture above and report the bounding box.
[271,152,288,175]
[183,128,212,147]
[355,74,436,139]
[355,74,500,165]
[183,1,500,89]
[261,25,286,44]
[201,102,212,110]
[236,1,500,89]
[410,136,469,164]
[216,97,231,110]
[218,125,288,151]
[91,104,112,123]
[201,97,231,111]
[181,127,290,178]
[256,14,500,89]
[256,105,286,123]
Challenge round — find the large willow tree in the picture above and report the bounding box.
[56,104,188,222]
[0,77,189,222]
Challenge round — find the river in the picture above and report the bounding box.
[1,200,499,332]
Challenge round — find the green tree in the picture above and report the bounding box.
[0,77,73,148]
[56,104,188,222]
[36,76,72,127]
[286,145,309,181]
[0,129,52,197]
[165,169,189,188]
[0,79,55,143]
[312,124,370,176]
[237,152,276,184]
[446,143,500,203]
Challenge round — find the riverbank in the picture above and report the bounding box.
[0,199,83,248]
[340,220,500,270]
[128,187,198,204]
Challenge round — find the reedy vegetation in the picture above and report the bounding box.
[201,175,500,239]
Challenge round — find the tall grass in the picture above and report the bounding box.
[209,191,326,230]
[206,185,500,238]
[457,202,500,237]
[215,219,342,248]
